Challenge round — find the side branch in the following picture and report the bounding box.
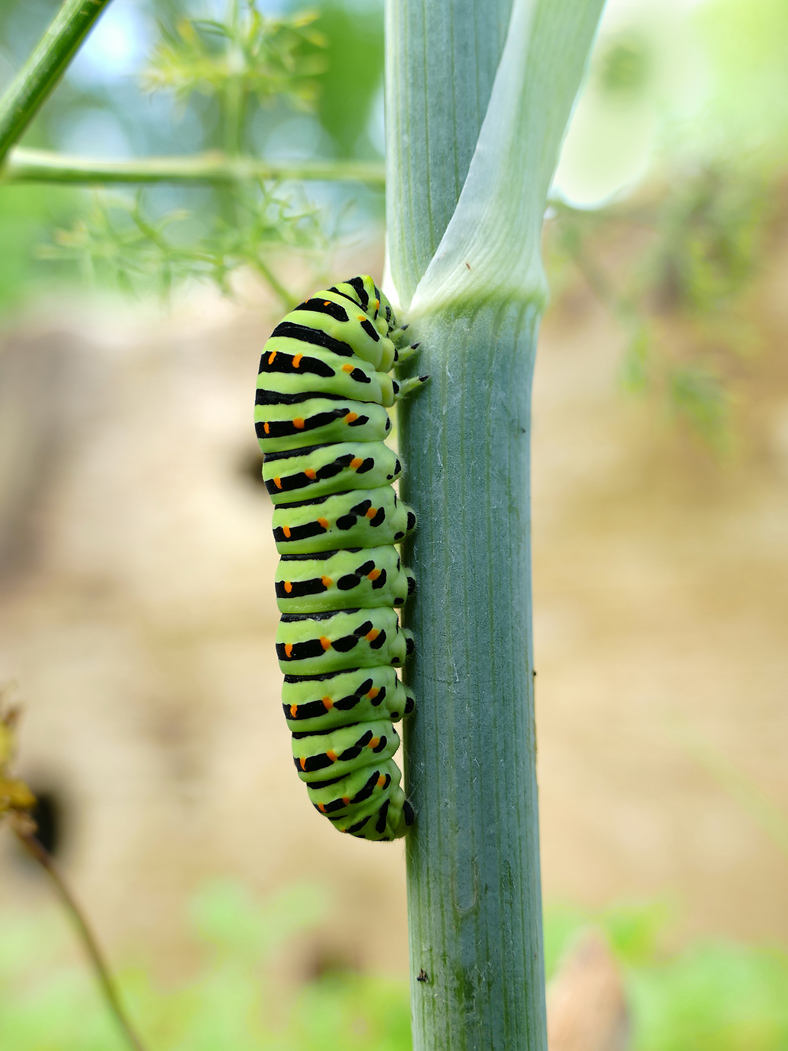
[0,0,114,164]
[1,147,386,187]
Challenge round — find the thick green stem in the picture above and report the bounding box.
[398,303,544,1050]
[0,0,114,164]
[0,147,385,186]
[387,0,604,1047]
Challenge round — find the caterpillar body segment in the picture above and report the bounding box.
[255,396,392,454]
[282,666,415,732]
[255,275,423,841]
[263,440,402,503]
[275,607,414,677]
[275,546,414,615]
[271,487,416,555]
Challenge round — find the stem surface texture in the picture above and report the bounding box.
[0,0,114,164]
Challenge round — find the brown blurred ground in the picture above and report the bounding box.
[0,243,786,980]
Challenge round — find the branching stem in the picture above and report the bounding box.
[0,147,386,187]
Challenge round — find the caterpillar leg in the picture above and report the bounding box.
[394,374,429,400]
[395,341,421,365]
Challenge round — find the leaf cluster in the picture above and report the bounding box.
[42,182,330,304]
[142,5,326,112]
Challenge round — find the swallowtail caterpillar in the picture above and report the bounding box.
[254,276,426,841]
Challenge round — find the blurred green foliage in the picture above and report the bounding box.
[1,885,787,1051]
[0,0,386,309]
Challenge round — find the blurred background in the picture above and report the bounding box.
[0,0,787,1047]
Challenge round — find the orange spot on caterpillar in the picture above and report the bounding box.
[282,525,291,538]
[292,354,302,368]
[342,364,354,373]
[299,757,306,770]
[318,803,326,812]
[373,299,380,311]
[377,775,386,788]
[263,422,270,434]
[268,351,277,364]
[357,314,366,322]
[290,704,298,717]
[367,569,381,581]
[322,696,333,709]
[345,412,358,423]
[274,477,282,489]
[293,417,305,429]
[367,687,379,700]
[323,301,330,306]
[342,796,350,805]
[365,629,380,643]
[321,576,332,587]
[317,517,329,529]
[320,636,331,650]
[326,749,337,762]
[368,737,380,749]
[365,507,376,519]
[305,468,317,480]
[285,643,293,658]
[284,581,293,593]
[350,458,363,470]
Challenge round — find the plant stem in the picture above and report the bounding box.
[13,821,150,1051]
[0,147,386,187]
[397,302,544,1050]
[388,0,548,1041]
[387,0,604,1046]
[0,0,114,165]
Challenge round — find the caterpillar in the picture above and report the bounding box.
[254,275,426,841]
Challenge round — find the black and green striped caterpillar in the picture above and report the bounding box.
[254,275,425,841]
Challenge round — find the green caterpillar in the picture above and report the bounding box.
[254,275,425,841]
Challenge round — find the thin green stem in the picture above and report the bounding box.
[0,147,386,187]
[0,0,114,165]
[12,820,150,1051]
[252,257,297,310]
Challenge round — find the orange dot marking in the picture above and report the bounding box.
[290,704,298,718]
[373,299,380,311]
[323,301,330,306]
[377,775,386,788]
[320,636,331,651]
[365,507,376,519]
[299,757,306,770]
[367,569,381,581]
[282,525,291,538]
[318,803,326,812]
[322,696,333,710]
[293,417,305,429]
[350,458,363,470]
[345,412,358,423]
[326,749,337,762]
[268,351,277,364]
[263,422,270,434]
[292,354,302,368]
[285,643,293,658]
[367,687,379,700]
[342,364,354,373]
[342,796,350,806]
[365,629,380,643]
[321,576,332,588]
[357,314,366,322]
[317,517,329,530]
[284,581,293,593]
[274,477,282,489]
[305,468,316,480]
[368,737,380,749]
